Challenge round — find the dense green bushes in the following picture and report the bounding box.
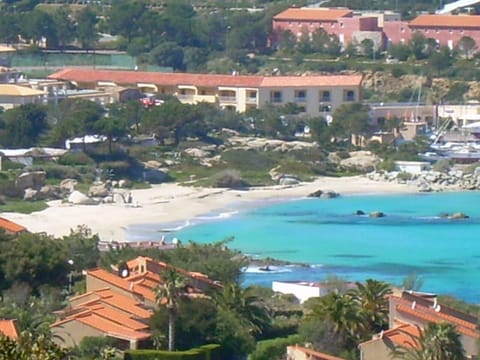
[124,344,221,360]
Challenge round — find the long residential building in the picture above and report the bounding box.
[48,68,363,117]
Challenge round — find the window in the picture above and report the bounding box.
[400,27,405,33]
[340,22,344,28]
[321,90,331,102]
[271,91,282,103]
[295,90,307,102]
[377,117,386,127]
[249,91,257,99]
[320,105,332,113]
[344,90,355,101]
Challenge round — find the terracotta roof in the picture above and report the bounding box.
[0,217,26,233]
[409,14,480,28]
[87,268,156,301]
[0,84,46,97]
[362,323,421,348]
[52,307,151,341]
[49,68,263,88]
[287,345,345,360]
[72,288,152,319]
[273,7,353,22]
[0,320,19,340]
[48,68,362,90]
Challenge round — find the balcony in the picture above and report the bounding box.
[218,96,237,103]
[295,96,307,103]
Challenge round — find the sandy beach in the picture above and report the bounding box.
[2,176,417,242]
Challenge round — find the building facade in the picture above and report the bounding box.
[272,7,480,52]
[48,68,363,118]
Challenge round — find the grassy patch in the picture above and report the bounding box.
[0,200,48,214]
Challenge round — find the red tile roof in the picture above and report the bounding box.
[273,8,353,22]
[87,268,156,302]
[52,307,151,341]
[0,217,26,234]
[409,14,480,28]
[0,320,19,340]
[391,295,480,339]
[48,68,362,89]
[71,288,152,319]
[361,323,421,348]
[49,68,263,88]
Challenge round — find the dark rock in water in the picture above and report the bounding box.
[308,190,323,198]
[369,211,385,218]
[321,191,339,199]
[448,212,469,220]
[439,212,450,218]
[354,210,365,215]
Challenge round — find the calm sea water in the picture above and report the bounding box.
[126,192,480,303]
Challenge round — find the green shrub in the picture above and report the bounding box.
[124,346,220,360]
[221,150,276,172]
[432,159,452,173]
[0,158,25,171]
[397,171,412,181]
[30,164,81,180]
[378,158,395,172]
[391,66,406,78]
[58,152,95,166]
[99,161,132,179]
[249,335,300,360]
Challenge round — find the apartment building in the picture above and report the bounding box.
[48,68,363,118]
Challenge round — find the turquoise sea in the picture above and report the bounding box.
[126,192,480,303]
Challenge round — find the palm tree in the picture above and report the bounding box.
[155,268,187,351]
[306,291,364,347]
[214,283,271,335]
[350,279,392,333]
[392,322,465,360]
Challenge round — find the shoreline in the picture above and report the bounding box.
[2,175,419,242]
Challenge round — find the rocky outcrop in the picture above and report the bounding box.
[367,167,480,191]
[278,175,300,186]
[340,151,381,173]
[369,211,385,218]
[228,136,319,152]
[68,191,98,205]
[15,171,46,191]
[308,189,339,198]
[60,178,78,192]
[88,183,110,198]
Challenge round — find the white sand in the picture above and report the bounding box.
[2,176,417,242]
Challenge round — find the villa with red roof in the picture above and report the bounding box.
[358,291,480,359]
[51,256,221,350]
[0,216,27,235]
[48,68,363,118]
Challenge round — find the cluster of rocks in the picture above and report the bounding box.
[16,171,133,205]
[228,136,319,153]
[308,189,340,199]
[328,151,381,173]
[366,168,480,192]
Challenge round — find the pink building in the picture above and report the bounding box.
[272,8,381,46]
[273,7,480,52]
[408,14,480,50]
